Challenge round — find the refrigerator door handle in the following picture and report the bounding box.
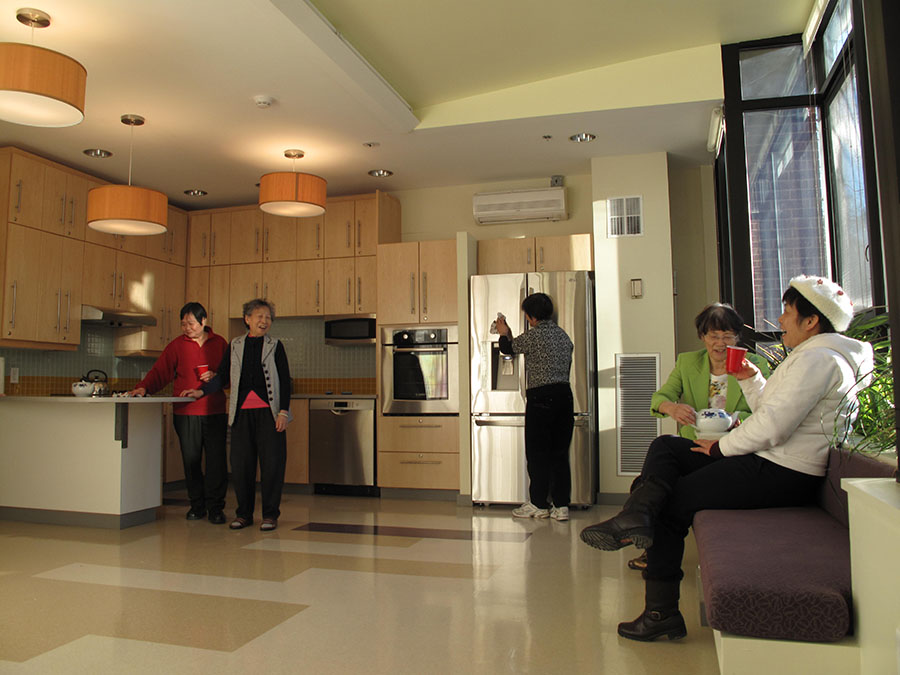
[474,418,525,427]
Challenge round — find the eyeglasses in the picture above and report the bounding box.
[704,332,738,344]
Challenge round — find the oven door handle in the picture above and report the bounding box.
[391,346,448,353]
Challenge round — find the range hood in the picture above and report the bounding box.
[81,305,157,327]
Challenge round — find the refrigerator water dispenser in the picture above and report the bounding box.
[490,342,519,391]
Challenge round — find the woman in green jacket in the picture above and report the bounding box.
[629,302,769,569]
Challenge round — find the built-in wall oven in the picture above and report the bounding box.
[381,325,459,415]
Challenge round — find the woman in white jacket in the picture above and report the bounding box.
[580,275,874,642]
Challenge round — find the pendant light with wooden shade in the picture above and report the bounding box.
[87,114,168,236]
[259,149,327,217]
[0,8,86,127]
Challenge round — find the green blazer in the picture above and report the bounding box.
[650,348,770,440]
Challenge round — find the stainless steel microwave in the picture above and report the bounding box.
[324,315,376,345]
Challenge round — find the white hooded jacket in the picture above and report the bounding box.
[718,332,874,476]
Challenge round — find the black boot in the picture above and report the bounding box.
[618,580,687,642]
[579,477,669,551]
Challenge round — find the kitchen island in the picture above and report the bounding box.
[0,396,192,529]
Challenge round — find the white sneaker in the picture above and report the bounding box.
[512,502,550,519]
[550,506,569,521]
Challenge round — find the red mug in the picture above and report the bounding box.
[195,364,209,378]
[725,346,747,374]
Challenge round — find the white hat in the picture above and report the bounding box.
[788,275,854,332]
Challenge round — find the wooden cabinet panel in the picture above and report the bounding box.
[41,165,68,236]
[8,154,44,228]
[165,262,185,344]
[208,265,230,333]
[535,233,593,271]
[82,242,118,308]
[167,208,187,265]
[354,197,377,256]
[263,213,297,262]
[189,214,210,266]
[477,238,534,274]
[60,237,83,344]
[186,266,209,310]
[297,259,323,316]
[229,263,261,317]
[263,260,297,317]
[116,250,151,312]
[377,415,459,454]
[324,257,354,315]
[3,224,41,340]
[324,200,354,258]
[143,257,167,348]
[418,239,457,323]
[355,255,376,314]
[210,212,231,265]
[376,241,418,324]
[230,209,263,263]
[377,453,459,489]
[298,215,323,260]
[35,232,65,342]
[284,399,309,484]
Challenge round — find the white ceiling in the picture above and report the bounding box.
[0,0,811,210]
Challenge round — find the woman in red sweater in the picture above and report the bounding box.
[129,302,229,524]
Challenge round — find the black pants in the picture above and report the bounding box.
[642,435,822,582]
[230,408,286,521]
[524,383,574,509]
[172,413,228,513]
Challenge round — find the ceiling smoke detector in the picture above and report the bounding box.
[252,95,275,109]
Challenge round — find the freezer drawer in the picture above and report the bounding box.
[471,415,594,505]
[308,399,375,486]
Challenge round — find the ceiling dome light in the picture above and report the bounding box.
[0,8,86,127]
[569,132,596,143]
[184,189,207,197]
[83,148,111,159]
[258,149,326,217]
[87,114,168,236]
[368,169,393,178]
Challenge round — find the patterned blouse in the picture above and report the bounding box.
[499,320,573,391]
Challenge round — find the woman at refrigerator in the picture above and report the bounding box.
[495,292,574,522]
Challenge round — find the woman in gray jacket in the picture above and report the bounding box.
[184,298,292,532]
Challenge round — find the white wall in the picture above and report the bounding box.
[591,152,677,498]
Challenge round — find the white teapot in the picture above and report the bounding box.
[692,408,734,437]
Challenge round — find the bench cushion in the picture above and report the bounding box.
[694,506,851,642]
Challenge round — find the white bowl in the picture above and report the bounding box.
[71,382,93,397]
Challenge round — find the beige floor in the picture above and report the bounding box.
[0,491,720,674]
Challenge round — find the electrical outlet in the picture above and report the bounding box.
[9,367,18,383]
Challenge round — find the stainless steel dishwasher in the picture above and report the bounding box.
[308,398,375,486]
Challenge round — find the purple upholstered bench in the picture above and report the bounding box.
[692,448,897,643]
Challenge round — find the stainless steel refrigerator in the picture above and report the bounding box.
[470,271,596,505]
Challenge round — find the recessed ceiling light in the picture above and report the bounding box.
[363,141,380,148]
[569,132,596,143]
[184,189,208,197]
[542,135,552,141]
[83,148,112,158]
[368,169,393,178]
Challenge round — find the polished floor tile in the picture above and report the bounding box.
[0,490,720,674]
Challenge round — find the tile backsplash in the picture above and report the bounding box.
[0,318,375,396]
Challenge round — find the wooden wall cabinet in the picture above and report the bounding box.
[477,233,593,274]
[208,265,230,333]
[298,215,323,260]
[8,153,44,229]
[297,260,324,316]
[146,207,187,265]
[42,166,88,239]
[263,213,297,262]
[324,192,400,258]
[324,256,375,315]
[376,415,459,489]
[376,239,456,325]
[210,212,231,265]
[188,214,210,267]
[4,224,43,341]
[230,209,263,264]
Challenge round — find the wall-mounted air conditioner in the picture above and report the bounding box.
[472,186,567,225]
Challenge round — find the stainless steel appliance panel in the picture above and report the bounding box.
[381,325,459,415]
[471,415,528,503]
[569,416,593,505]
[308,399,375,486]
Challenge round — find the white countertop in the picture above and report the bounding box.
[1,396,193,403]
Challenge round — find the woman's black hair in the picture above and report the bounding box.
[782,286,836,333]
[521,293,554,321]
[242,297,276,321]
[694,303,744,338]
[180,302,207,323]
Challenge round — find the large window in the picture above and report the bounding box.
[717,0,882,335]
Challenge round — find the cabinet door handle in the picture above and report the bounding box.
[315,279,320,308]
[315,223,320,253]
[527,247,532,265]
[210,231,216,260]
[400,460,442,465]
[357,276,362,309]
[422,272,428,315]
[111,271,117,300]
[201,232,207,258]
[65,291,71,333]
[14,180,23,216]
[119,273,125,301]
[410,273,416,314]
[539,246,544,266]
[264,282,268,298]
[356,220,361,253]
[346,279,351,306]
[59,196,65,226]
[56,290,61,332]
[346,222,351,249]
[68,197,75,227]
[254,282,259,298]
[9,281,16,329]
[255,228,260,254]
[264,228,269,257]
[399,424,442,429]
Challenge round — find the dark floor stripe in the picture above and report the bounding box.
[163,498,191,506]
[293,522,530,542]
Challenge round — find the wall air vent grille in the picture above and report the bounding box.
[607,195,644,237]
[616,353,660,475]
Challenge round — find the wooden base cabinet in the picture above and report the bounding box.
[377,415,459,490]
[285,399,309,484]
